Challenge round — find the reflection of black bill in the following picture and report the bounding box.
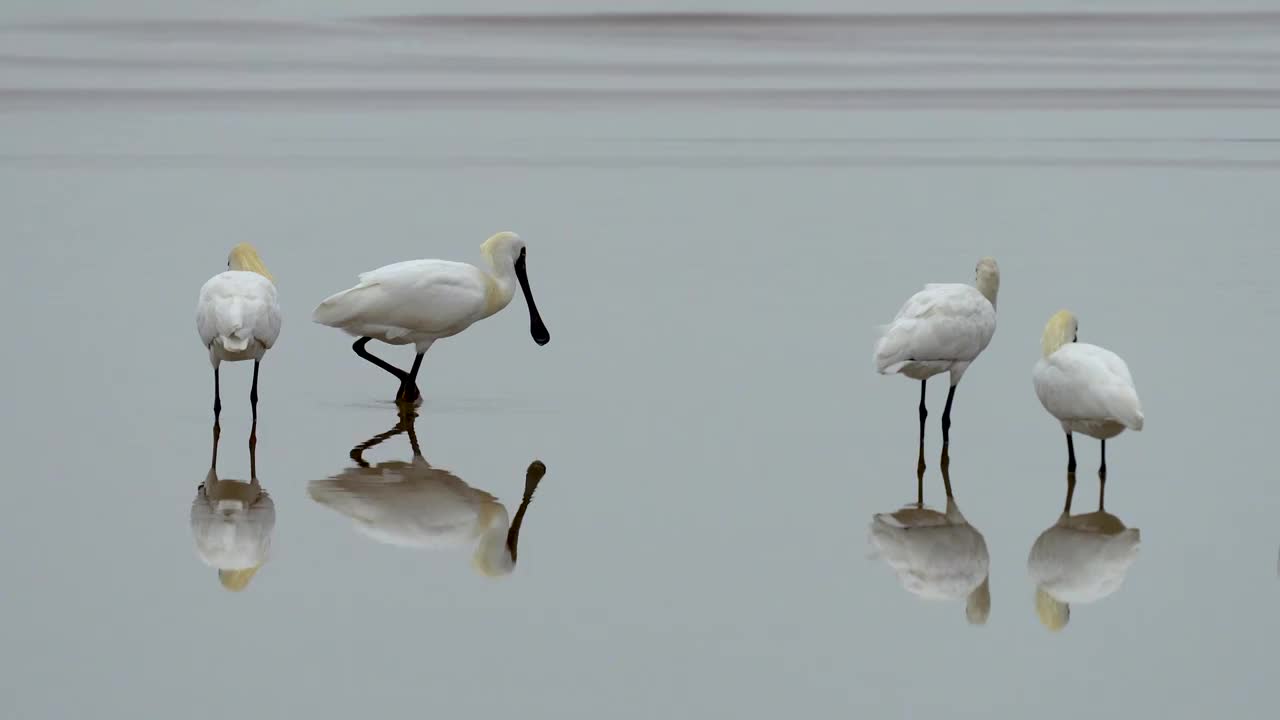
[506,459,547,562]
[514,249,550,346]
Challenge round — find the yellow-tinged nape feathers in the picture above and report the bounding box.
[228,243,275,284]
[479,231,521,265]
[975,257,1000,308]
[966,576,991,625]
[1041,310,1078,358]
[1035,587,1069,631]
[218,565,261,592]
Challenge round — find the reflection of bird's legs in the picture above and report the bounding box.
[249,422,258,481]
[210,418,221,473]
[916,379,928,482]
[940,383,958,451]
[348,408,416,467]
[1064,471,1077,514]
[915,461,925,507]
[940,445,953,499]
[1098,439,1107,511]
[402,407,423,457]
[1066,432,1077,474]
[395,352,425,405]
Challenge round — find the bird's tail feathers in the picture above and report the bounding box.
[312,287,361,327]
[220,332,251,352]
[216,298,250,351]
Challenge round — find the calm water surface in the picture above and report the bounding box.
[3,6,1279,719]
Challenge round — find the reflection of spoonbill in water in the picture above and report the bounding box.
[307,410,546,576]
[1027,471,1140,632]
[1034,310,1143,502]
[874,258,999,473]
[868,452,990,625]
[189,422,275,592]
[312,231,550,406]
[196,243,281,428]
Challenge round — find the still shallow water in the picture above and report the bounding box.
[3,7,1280,719]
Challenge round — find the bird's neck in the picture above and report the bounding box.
[479,250,517,318]
[975,274,999,309]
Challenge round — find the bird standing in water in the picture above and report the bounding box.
[874,258,999,474]
[196,243,281,433]
[1033,310,1143,507]
[313,231,550,406]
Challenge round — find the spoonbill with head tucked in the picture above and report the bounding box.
[874,258,999,470]
[313,231,550,406]
[196,244,281,426]
[1033,310,1143,501]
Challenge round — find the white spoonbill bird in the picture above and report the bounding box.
[312,231,550,405]
[195,244,281,425]
[1027,504,1140,632]
[874,258,999,466]
[308,411,546,577]
[1033,310,1143,496]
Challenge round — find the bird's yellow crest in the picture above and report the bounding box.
[1035,587,1069,631]
[1041,310,1078,358]
[218,565,261,592]
[228,243,275,284]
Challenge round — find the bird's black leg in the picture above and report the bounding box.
[213,366,222,423]
[396,352,425,405]
[941,383,958,450]
[916,458,925,507]
[210,418,221,473]
[250,360,260,424]
[248,359,261,453]
[1066,432,1077,474]
[940,444,953,499]
[1064,471,1077,514]
[917,379,928,484]
[1098,439,1107,511]
[353,337,412,401]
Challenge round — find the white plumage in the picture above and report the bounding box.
[1027,510,1141,631]
[313,259,498,353]
[196,271,280,363]
[195,243,280,421]
[873,258,1000,457]
[1034,333,1144,438]
[312,231,549,405]
[874,281,998,382]
[1033,310,1143,477]
[868,498,991,624]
